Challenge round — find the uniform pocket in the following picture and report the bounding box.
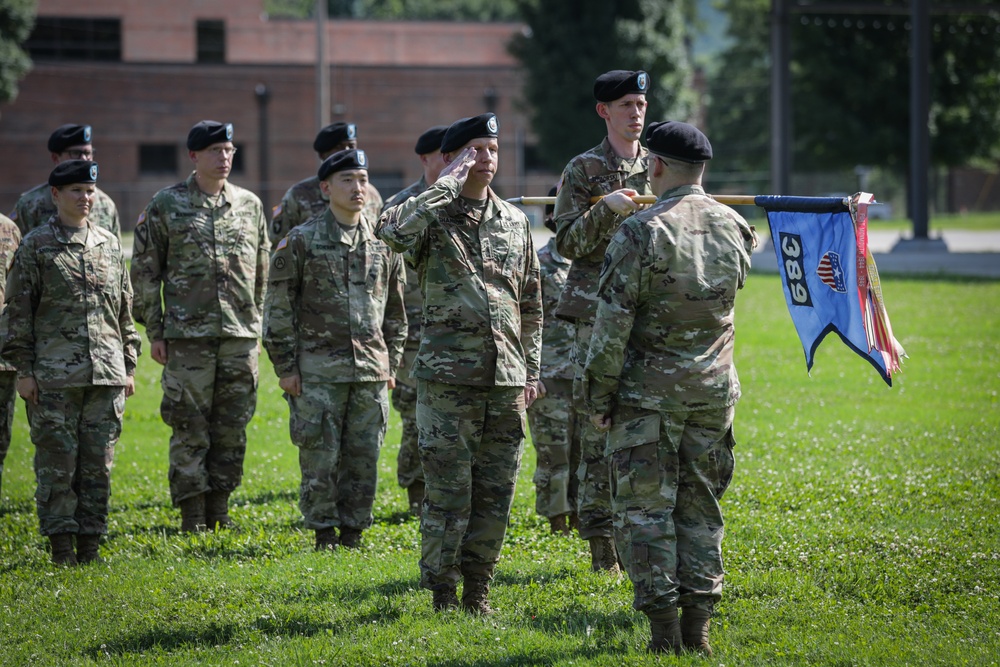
[286,392,325,448]
[607,412,661,502]
[714,425,736,499]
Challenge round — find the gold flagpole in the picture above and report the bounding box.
[507,194,759,207]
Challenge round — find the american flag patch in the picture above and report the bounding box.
[817,251,847,293]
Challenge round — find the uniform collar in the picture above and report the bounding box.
[185,172,233,208]
[600,136,648,173]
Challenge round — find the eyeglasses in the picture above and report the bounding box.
[65,149,94,159]
[206,146,238,158]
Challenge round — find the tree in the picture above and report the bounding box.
[509,0,696,172]
[706,0,1000,194]
[0,0,35,106]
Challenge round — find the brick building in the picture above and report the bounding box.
[0,1,558,229]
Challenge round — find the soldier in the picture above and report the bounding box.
[1,160,140,565]
[131,121,270,532]
[378,113,542,615]
[527,188,579,535]
[270,122,384,245]
[379,125,448,516]
[554,69,653,572]
[263,149,406,551]
[584,122,757,655]
[9,124,121,238]
[0,213,21,499]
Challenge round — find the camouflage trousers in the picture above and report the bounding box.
[287,381,388,531]
[28,386,124,536]
[572,321,613,539]
[0,370,17,492]
[416,380,525,589]
[609,403,736,615]
[526,377,578,518]
[393,349,422,489]
[161,337,258,506]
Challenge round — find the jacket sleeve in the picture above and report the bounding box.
[377,175,462,265]
[0,240,40,377]
[129,200,168,342]
[117,246,142,376]
[553,161,622,260]
[381,251,408,378]
[262,234,302,378]
[519,221,544,385]
[254,201,271,317]
[584,222,643,417]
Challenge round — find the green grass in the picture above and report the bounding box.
[869,211,1000,232]
[1,275,998,666]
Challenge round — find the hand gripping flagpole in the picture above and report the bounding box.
[506,194,759,207]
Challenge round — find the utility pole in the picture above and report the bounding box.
[316,0,329,130]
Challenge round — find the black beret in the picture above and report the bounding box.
[47,124,92,153]
[414,125,448,155]
[593,70,650,102]
[48,159,99,187]
[645,121,713,163]
[187,120,234,151]
[318,149,369,181]
[313,122,357,154]
[440,113,499,154]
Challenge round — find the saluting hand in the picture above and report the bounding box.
[439,147,478,187]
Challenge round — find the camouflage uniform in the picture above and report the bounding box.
[263,208,406,532]
[0,214,21,496]
[380,177,430,493]
[270,175,383,246]
[9,183,121,239]
[1,218,140,536]
[584,184,757,615]
[554,137,651,541]
[378,175,542,590]
[527,237,578,520]
[130,173,269,506]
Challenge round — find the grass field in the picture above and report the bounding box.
[1,273,998,666]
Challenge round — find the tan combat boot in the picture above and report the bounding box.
[548,513,571,536]
[646,606,681,654]
[681,607,713,656]
[76,534,103,564]
[179,494,207,533]
[461,576,494,616]
[339,527,363,549]
[588,536,621,574]
[49,533,77,566]
[431,584,459,612]
[314,527,338,551]
[205,490,232,530]
[406,481,425,517]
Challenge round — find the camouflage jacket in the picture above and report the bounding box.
[554,137,651,323]
[378,178,430,351]
[130,173,270,341]
[270,175,383,246]
[263,208,407,383]
[10,182,121,239]
[377,175,543,387]
[0,215,22,372]
[584,185,758,416]
[537,237,574,381]
[1,218,140,388]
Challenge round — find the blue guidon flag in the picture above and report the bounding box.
[757,193,905,386]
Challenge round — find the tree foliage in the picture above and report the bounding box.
[706,0,1000,189]
[0,0,36,106]
[509,0,696,172]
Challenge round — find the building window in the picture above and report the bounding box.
[139,145,178,176]
[26,17,122,62]
[230,144,245,174]
[196,20,226,63]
